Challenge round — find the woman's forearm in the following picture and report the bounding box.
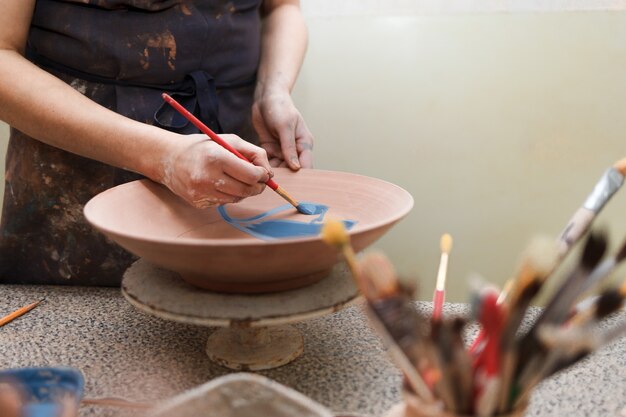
[255,0,308,98]
[0,0,273,209]
[0,49,172,183]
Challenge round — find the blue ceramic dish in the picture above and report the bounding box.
[0,367,84,417]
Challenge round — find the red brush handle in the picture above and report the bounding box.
[161,93,279,191]
[474,293,503,375]
[432,290,445,320]
[469,331,485,354]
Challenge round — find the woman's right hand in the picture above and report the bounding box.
[160,133,273,209]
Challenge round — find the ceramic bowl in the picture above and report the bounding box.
[84,168,413,293]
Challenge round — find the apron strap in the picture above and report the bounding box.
[153,71,223,133]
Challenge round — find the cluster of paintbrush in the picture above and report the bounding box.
[321,158,626,417]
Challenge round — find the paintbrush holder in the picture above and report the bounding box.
[384,391,527,417]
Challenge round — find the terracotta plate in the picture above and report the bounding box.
[84,168,413,293]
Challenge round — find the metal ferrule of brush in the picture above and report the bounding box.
[583,167,624,213]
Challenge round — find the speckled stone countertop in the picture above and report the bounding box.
[0,285,624,417]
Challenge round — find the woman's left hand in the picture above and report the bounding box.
[252,87,314,170]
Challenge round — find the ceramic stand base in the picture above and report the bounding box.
[121,259,359,370]
[206,326,304,371]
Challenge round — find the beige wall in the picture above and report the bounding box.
[293,12,626,301]
[3,11,626,301]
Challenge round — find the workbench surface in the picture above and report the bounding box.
[1,285,624,417]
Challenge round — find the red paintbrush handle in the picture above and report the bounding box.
[161,93,279,192]
[433,290,445,320]
[162,94,246,158]
[265,178,279,190]
[469,330,486,354]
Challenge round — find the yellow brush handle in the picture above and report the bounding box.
[0,300,44,327]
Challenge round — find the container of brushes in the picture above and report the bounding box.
[385,391,527,417]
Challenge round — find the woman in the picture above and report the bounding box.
[0,0,314,285]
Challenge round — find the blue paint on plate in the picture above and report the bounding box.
[218,203,356,240]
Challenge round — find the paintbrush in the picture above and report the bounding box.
[471,157,625,350]
[470,160,624,356]
[321,219,364,292]
[497,236,559,365]
[449,317,474,414]
[470,236,558,357]
[563,312,626,366]
[357,252,435,402]
[469,279,513,356]
[472,288,504,417]
[428,319,460,413]
[515,289,626,410]
[321,220,434,402]
[432,234,453,321]
[514,284,624,408]
[513,323,590,409]
[567,279,626,328]
[0,299,45,327]
[530,231,607,328]
[513,232,607,399]
[557,161,624,257]
[570,236,626,304]
[161,93,313,215]
[501,236,559,316]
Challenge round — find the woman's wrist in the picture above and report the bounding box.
[254,75,292,103]
[130,124,183,186]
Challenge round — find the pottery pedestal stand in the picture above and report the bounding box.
[121,259,359,371]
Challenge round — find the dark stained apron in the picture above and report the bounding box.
[0,0,262,285]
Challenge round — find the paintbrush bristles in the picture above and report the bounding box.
[509,236,559,304]
[440,234,453,254]
[537,325,595,353]
[616,237,626,263]
[321,219,350,247]
[321,219,363,293]
[581,231,608,271]
[595,289,623,318]
[524,236,559,277]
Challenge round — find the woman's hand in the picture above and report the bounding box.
[254,0,312,170]
[161,133,273,209]
[252,87,314,170]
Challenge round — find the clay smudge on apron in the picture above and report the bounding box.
[138,30,177,71]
